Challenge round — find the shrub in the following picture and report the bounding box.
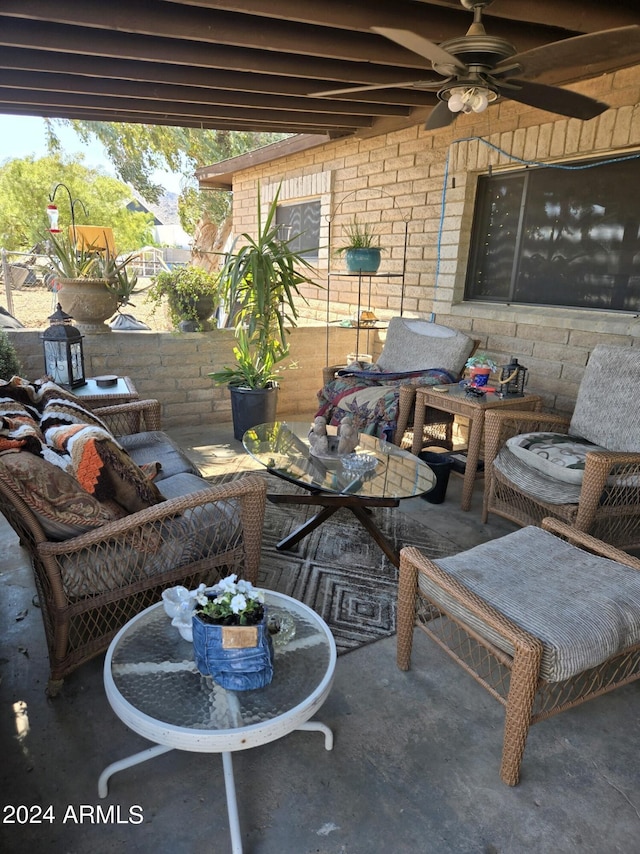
[0,329,21,380]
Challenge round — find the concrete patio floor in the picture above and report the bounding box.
[1,421,638,854]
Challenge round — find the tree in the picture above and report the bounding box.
[47,120,288,234]
[0,154,155,252]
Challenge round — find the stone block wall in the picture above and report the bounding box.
[7,324,366,429]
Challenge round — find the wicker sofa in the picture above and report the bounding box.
[0,378,266,695]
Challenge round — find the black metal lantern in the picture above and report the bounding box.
[497,356,528,398]
[40,303,87,388]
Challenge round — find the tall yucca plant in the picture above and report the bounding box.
[209,185,320,388]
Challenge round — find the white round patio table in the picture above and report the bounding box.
[99,590,336,854]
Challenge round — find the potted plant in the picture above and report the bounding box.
[465,352,498,387]
[208,185,320,440]
[45,232,137,333]
[335,216,383,273]
[146,266,219,331]
[191,574,274,691]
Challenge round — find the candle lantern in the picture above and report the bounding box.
[498,357,528,398]
[40,304,86,388]
[46,204,61,233]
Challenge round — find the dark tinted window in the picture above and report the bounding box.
[466,156,640,312]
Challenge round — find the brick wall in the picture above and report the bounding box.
[227,67,640,414]
[7,324,368,428]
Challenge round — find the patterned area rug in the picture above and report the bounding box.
[207,470,456,655]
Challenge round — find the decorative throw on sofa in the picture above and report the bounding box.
[0,376,163,513]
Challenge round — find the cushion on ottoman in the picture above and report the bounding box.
[419,526,640,681]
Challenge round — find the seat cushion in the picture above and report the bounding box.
[59,472,240,598]
[421,526,640,681]
[120,431,201,481]
[493,446,583,504]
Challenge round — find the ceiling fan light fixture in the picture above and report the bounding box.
[446,85,497,115]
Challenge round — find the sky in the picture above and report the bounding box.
[0,113,183,194]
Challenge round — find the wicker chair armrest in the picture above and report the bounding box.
[540,518,640,569]
[38,474,266,557]
[93,399,162,435]
[484,410,571,469]
[573,450,640,532]
[322,364,346,386]
[393,385,417,445]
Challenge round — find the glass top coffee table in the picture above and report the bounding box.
[99,589,336,854]
[243,421,436,567]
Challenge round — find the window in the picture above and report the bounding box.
[465,155,640,312]
[275,199,320,261]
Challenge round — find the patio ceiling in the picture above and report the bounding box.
[1,0,639,139]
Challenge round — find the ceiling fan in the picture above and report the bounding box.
[315,0,640,130]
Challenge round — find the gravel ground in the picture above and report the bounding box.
[4,283,172,331]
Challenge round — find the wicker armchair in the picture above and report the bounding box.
[318,318,475,447]
[1,398,267,695]
[398,518,640,785]
[483,344,640,550]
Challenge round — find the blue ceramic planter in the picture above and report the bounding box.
[345,248,381,274]
[192,611,274,691]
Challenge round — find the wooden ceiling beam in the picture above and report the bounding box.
[0,87,371,129]
[0,19,434,86]
[2,0,593,66]
[484,0,640,34]
[0,69,414,117]
[0,102,349,134]
[0,47,436,106]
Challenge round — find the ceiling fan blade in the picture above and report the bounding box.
[497,26,640,86]
[312,79,440,98]
[499,79,608,121]
[425,100,457,131]
[371,26,467,76]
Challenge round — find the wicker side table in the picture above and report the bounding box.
[413,385,542,511]
[72,376,138,409]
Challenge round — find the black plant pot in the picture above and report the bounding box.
[229,383,279,441]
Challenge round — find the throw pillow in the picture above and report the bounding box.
[0,449,121,541]
[506,432,605,485]
[45,423,164,513]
